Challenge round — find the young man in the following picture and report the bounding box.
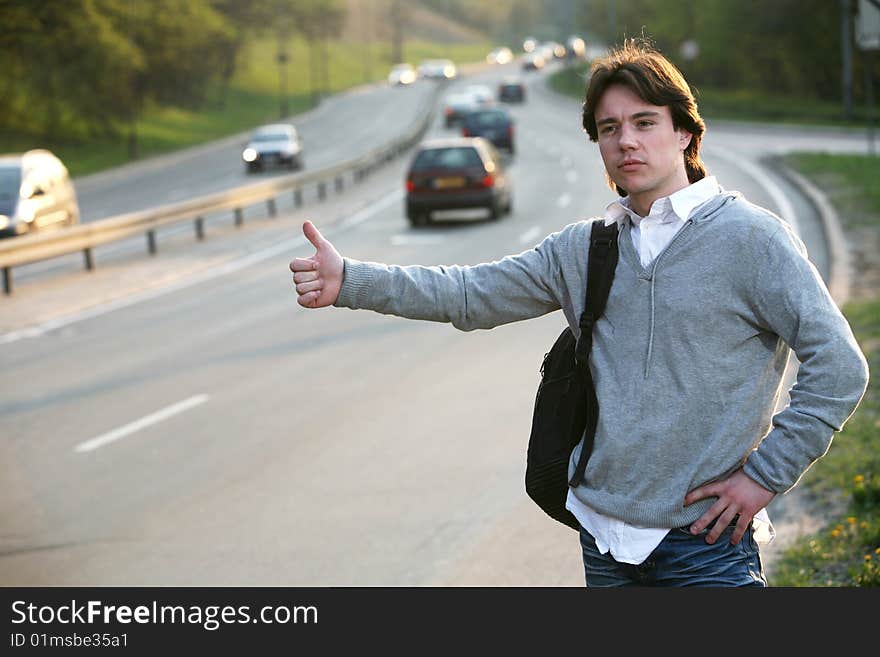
[289,41,869,587]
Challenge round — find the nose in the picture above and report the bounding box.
[618,123,638,150]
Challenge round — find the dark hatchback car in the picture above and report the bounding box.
[461,107,515,154]
[405,137,512,227]
[498,78,525,103]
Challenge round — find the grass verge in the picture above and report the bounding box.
[769,153,880,586]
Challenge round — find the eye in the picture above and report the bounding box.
[637,119,655,128]
[599,124,617,135]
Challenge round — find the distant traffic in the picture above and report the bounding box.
[1,33,593,241]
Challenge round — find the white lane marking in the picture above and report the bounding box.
[519,226,541,245]
[0,188,403,345]
[74,394,209,453]
[705,147,799,234]
[565,170,578,183]
[557,193,572,208]
[390,234,446,246]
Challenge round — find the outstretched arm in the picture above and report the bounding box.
[289,218,592,332]
[289,221,343,308]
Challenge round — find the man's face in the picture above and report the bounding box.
[594,84,693,215]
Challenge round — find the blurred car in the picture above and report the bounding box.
[522,36,538,53]
[462,84,494,105]
[486,47,514,65]
[418,58,457,80]
[522,52,545,71]
[541,41,566,60]
[566,36,586,60]
[498,77,525,103]
[442,86,494,128]
[461,107,515,154]
[388,62,417,86]
[442,93,480,128]
[405,137,512,226]
[242,123,303,173]
[0,149,79,238]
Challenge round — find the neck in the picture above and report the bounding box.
[626,195,656,218]
[627,171,692,217]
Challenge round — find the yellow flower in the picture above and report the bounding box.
[875,547,880,555]
[865,554,872,562]
[831,528,842,538]
[847,516,857,525]
[854,475,865,485]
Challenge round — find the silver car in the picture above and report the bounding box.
[0,149,79,238]
[418,59,457,80]
[242,123,304,173]
[388,63,417,86]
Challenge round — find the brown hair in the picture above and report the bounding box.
[582,40,707,196]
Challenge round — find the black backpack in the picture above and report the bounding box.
[525,221,619,530]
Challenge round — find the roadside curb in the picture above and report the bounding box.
[775,162,852,307]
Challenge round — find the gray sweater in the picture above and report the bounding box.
[335,192,869,528]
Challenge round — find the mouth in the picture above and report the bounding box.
[619,159,645,172]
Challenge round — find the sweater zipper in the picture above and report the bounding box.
[644,219,694,378]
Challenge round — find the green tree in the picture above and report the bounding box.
[0,0,241,154]
[0,0,143,140]
[99,0,236,156]
[210,0,280,108]
[583,0,852,103]
[280,0,345,104]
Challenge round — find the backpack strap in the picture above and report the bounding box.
[568,221,619,487]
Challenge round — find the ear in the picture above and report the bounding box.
[678,128,693,151]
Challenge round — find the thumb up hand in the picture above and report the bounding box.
[289,220,344,308]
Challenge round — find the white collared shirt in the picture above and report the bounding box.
[604,175,719,268]
[565,175,775,564]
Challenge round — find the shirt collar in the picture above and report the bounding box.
[603,176,720,228]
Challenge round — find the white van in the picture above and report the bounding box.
[0,149,80,238]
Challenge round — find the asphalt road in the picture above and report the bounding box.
[0,59,862,586]
[73,80,439,223]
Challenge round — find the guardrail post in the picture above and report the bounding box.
[2,267,11,295]
[294,189,302,207]
[147,230,157,255]
[84,248,94,271]
[195,217,204,241]
[234,208,244,227]
[267,198,277,217]
[318,182,326,201]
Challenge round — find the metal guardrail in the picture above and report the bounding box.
[0,83,444,295]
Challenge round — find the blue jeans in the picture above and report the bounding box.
[578,520,767,587]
